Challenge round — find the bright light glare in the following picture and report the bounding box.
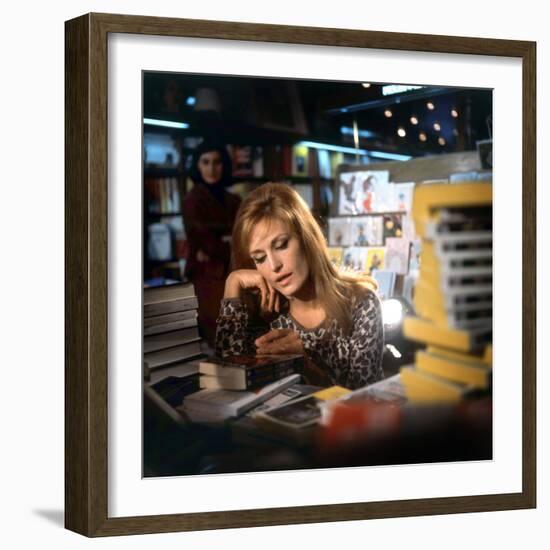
[382,299,404,326]
[143,118,189,129]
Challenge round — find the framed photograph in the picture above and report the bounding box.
[65,13,536,537]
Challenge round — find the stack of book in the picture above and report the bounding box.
[144,283,204,396]
[198,354,304,390]
[400,181,493,404]
[176,354,305,423]
[178,373,302,422]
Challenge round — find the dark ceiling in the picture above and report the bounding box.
[143,72,492,158]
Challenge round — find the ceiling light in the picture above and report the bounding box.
[438,137,446,146]
[297,141,411,161]
[410,116,418,125]
[143,118,189,129]
[384,109,393,118]
[427,101,435,110]
[362,83,371,88]
[397,127,407,138]
[419,132,427,142]
[433,122,441,132]
[451,109,458,117]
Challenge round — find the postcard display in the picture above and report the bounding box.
[328,170,416,298]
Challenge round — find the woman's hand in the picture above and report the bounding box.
[224,269,281,314]
[255,330,333,387]
[255,329,303,355]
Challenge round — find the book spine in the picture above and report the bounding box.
[144,296,199,317]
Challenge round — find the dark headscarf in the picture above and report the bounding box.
[189,142,233,203]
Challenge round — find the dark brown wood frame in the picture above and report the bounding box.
[65,12,537,537]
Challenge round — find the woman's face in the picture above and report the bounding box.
[248,218,310,298]
[197,150,223,185]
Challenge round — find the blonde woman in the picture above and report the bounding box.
[215,183,384,390]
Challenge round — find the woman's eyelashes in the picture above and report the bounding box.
[251,239,288,265]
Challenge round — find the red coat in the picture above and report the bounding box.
[182,184,241,346]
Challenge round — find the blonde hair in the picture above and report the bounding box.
[231,183,378,334]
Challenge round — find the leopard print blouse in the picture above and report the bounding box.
[215,289,384,390]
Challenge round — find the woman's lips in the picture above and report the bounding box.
[276,273,292,286]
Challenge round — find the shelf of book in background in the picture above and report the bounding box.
[399,180,493,405]
[144,171,188,286]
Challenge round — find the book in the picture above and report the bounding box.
[180,373,301,420]
[245,384,320,417]
[403,316,491,352]
[349,216,384,246]
[385,237,410,275]
[198,354,303,390]
[144,308,197,330]
[365,246,386,275]
[415,349,491,389]
[143,315,198,336]
[327,246,344,267]
[426,345,493,368]
[382,214,403,239]
[144,326,200,353]
[342,247,368,272]
[399,366,476,404]
[144,293,198,318]
[338,172,361,215]
[144,338,203,369]
[393,182,415,212]
[360,171,392,213]
[412,181,492,236]
[148,357,202,385]
[254,385,351,432]
[339,373,407,405]
[292,144,309,177]
[328,217,351,246]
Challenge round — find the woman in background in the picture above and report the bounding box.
[182,142,241,347]
[215,183,384,390]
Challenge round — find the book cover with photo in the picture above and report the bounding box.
[328,217,352,246]
[358,170,392,213]
[342,247,368,273]
[365,247,386,275]
[327,246,344,267]
[393,182,415,212]
[385,237,411,275]
[349,216,384,247]
[365,216,384,245]
[338,172,361,215]
[383,213,403,240]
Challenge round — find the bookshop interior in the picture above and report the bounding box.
[142,72,494,477]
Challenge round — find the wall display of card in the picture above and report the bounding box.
[327,247,344,267]
[338,170,392,215]
[394,182,415,212]
[328,217,351,246]
[342,247,368,273]
[385,237,411,275]
[349,216,384,246]
[338,172,361,215]
[365,247,387,275]
[383,214,403,240]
